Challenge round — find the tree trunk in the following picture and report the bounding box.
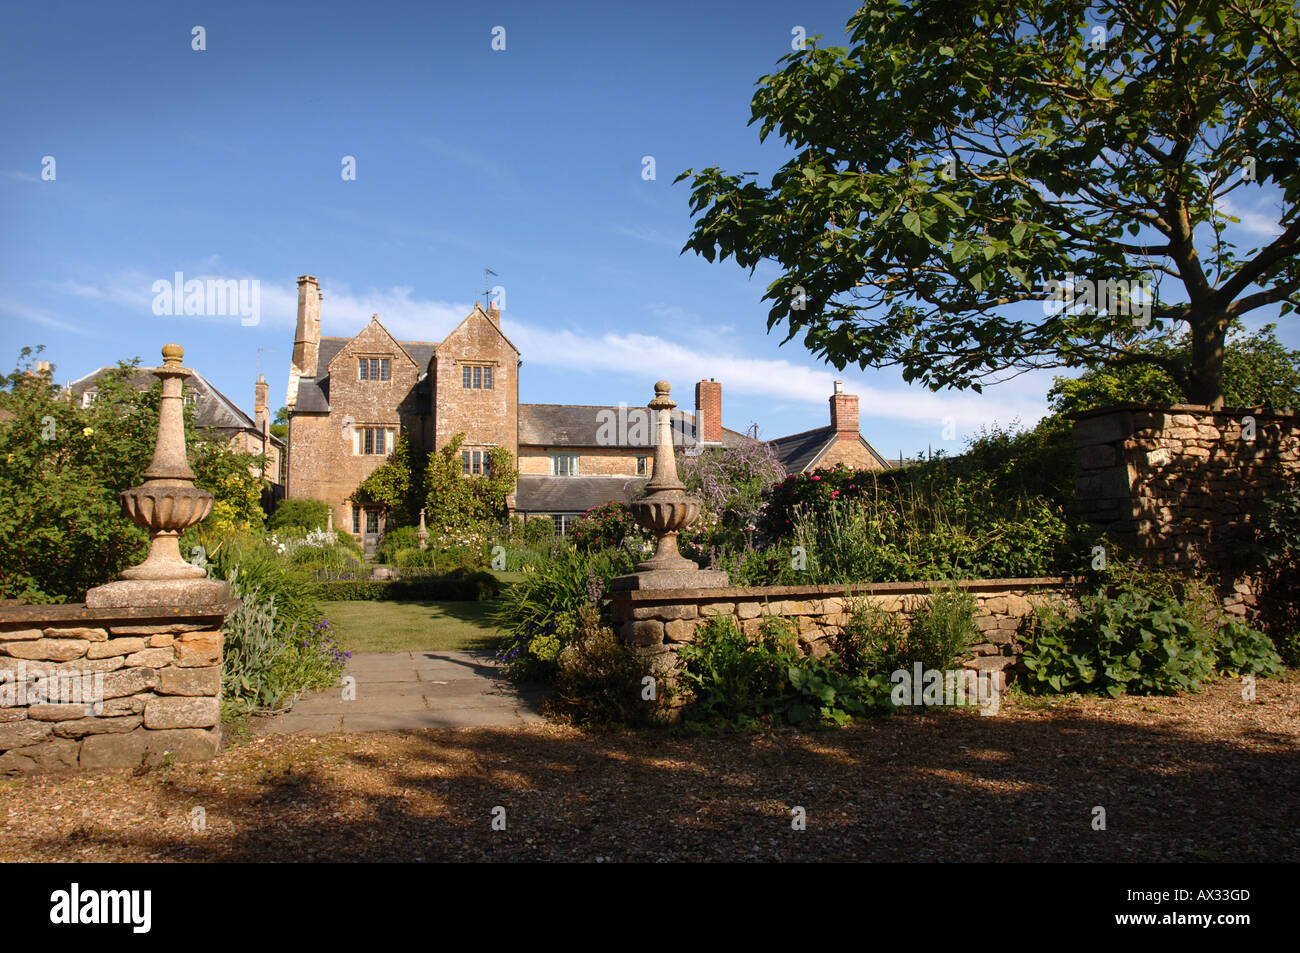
[1184,313,1228,408]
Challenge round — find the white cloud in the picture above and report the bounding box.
[23,269,1049,433]
[0,295,98,336]
[1,170,38,183]
[503,320,1047,432]
[615,225,682,248]
[1215,193,1285,239]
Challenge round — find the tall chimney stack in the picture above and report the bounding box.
[293,275,322,379]
[486,302,500,327]
[695,379,722,445]
[830,381,859,435]
[255,374,269,434]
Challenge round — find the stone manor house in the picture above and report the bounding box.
[282,275,889,544]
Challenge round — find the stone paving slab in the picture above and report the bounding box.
[260,650,547,735]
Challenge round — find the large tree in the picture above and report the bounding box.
[679,0,1300,407]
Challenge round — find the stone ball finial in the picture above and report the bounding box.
[654,380,671,396]
[161,343,184,366]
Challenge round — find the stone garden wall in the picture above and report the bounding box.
[611,578,1078,687]
[1073,404,1300,616]
[0,602,233,774]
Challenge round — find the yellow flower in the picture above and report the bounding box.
[82,427,94,436]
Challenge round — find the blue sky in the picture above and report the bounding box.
[1,0,1294,459]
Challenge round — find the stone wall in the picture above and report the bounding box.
[517,447,650,476]
[431,308,519,459]
[611,578,1077,688]
[1073,404,1300,616]
[0,603,232,774]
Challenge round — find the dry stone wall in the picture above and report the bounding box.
[0,603,231,774]
[611,578,1077,690]
[1073,404,1300,616]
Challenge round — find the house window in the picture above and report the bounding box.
[551,453,579,476]
[550,514,576,536]
[353,426,397,455]
[359,358,390,381]
[636,455,651,477]
[461,449,492,475]
[366,510,379,534]
[461,364,494,389]
[352,507,360,534]
[81,390,97,408]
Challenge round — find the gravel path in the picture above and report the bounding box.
[2,673,1297,862]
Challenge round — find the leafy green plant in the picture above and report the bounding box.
[220,571,349,717]
[837,587,979,677]
[1239,483,1300,666]
[494,545,636,682]
[1022,570,1223,696]
[269,498,331,533]
[1213,620,1284,678]
[676,616,893,727]
[551,604,661,726]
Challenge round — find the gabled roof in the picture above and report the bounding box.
[514,475,643,513]
[446,303,520,356]
[298,333,441,414]
[769,425,890,472]
[67,366,283,446]
[518,404,754,449]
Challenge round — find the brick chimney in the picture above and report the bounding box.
[255,374,269,435]
[293,275,322,378]
[695,379,722,444]
[830,381,859,435]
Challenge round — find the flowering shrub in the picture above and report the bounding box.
[494,545,636,682]
[568,501,644,552]
[675,442,785,551]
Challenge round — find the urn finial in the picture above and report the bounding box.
[85,345,227,607]
[629,380,702,571]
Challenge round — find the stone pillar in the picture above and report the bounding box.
[0,344,237,775]
[417,508,429,550]
[611,380,728,594]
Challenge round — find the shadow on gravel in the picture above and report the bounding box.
[16,700,1300,862]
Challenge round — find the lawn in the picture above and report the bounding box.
[321,599,505,654]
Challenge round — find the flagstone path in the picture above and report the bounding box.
[260,650,548,734]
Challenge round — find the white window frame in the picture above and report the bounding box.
[550,453,579,476]
[353,426,397,455]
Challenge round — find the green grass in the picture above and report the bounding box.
[321,599,506,654]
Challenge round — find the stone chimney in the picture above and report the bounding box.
[293,275,322,379]
[695,379,722,445]
[830,381,859,435]
[255,374,269,434]
[486,303,500,327]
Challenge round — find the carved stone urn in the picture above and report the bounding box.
[417,508,430,550]
[612,380,729,591]
[630,381,703,571]
[85,344,230,608]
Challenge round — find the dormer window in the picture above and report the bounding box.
[81,390,97,408]
[461,363,494,389]
[359,358,390,381]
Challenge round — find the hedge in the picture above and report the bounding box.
[308,569,501,602]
